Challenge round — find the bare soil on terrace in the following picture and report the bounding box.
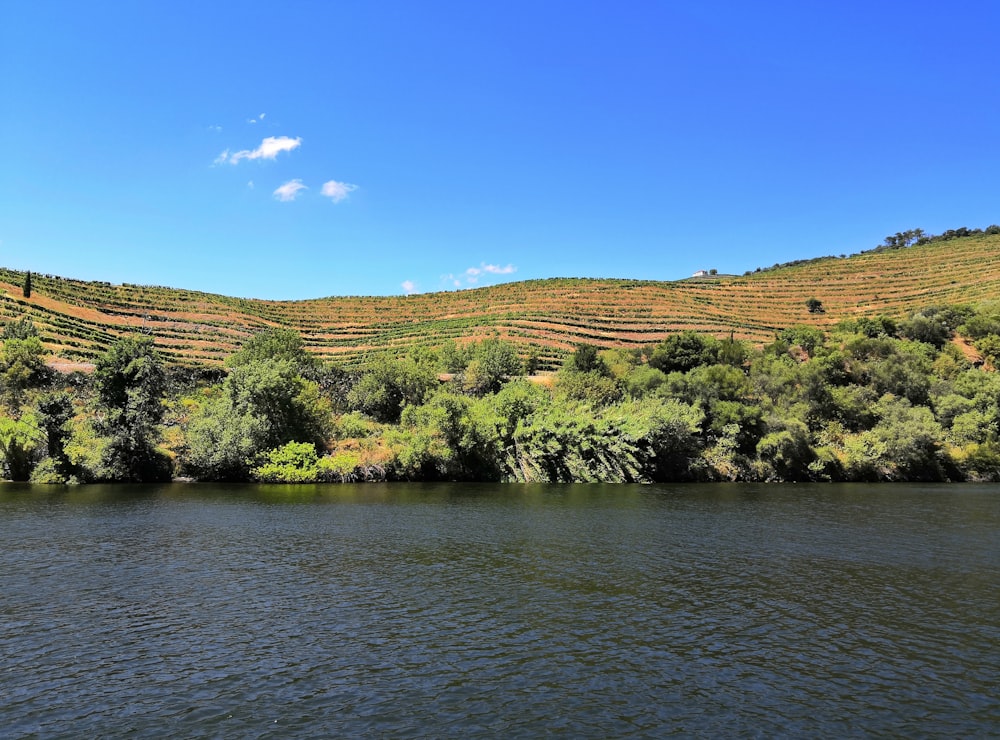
[3,234,1000,366]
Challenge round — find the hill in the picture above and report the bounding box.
[3,232,1000,368]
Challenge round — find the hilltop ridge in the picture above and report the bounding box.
[3,231,1000,367]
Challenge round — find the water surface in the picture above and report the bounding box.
[1,483,998,737]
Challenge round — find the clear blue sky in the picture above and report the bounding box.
[2,1,998,300]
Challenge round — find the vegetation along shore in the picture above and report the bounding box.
[3,227,1000,484]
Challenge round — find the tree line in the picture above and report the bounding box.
[745,224,1000,274]
[5,301,1000,484]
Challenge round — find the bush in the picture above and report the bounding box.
[252,442,321,483]
[29,457,76,484]
[646,332,719,373]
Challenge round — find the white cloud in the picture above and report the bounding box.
[208,124,223,133]
[259,112,266,120]
[482,264,516,275]
[273,179,307,202]
[441,262,517,289]
[321,180,358,203]
[247,180,254,189]
[401,280,417,295]
[219,135,301,165]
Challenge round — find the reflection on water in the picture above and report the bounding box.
[1,483,998,737]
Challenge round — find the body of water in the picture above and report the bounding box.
[1,482,998,737]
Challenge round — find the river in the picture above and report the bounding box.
[1,482,997,737]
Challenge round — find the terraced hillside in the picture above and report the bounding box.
[2,232,999,368]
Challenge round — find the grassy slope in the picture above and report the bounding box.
[2,233,999,367]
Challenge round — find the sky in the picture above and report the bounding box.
[1,1,998,300]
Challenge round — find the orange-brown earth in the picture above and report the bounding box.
[3,232,999,368]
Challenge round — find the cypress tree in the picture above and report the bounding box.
[23,272,31,299]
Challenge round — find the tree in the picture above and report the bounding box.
[975,335,1000,367]
[36,391,74,465]
[2,317,39,340]
[463,338,522,395]
[0,334,50,407]
[566,343,609,375]
[779,326,825,356]
[504,397,703,483]
[92,335,170,481]
[854,316,897,338]
[881,229,924,250]
[524,348,541,375]
[439,340,472,373]
[184,358,332,480]
[22,272,31,299]
[806,297,824,314]
[555,370,623,406]
[846,395,946,480]
[646,331,720,373]
[228,327,321,377]
[348,355,437,423]
[389,390,502,480]
[0,415,44,480]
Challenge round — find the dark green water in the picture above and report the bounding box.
[1,483,997,737]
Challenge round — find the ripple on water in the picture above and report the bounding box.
[1,483,998,737]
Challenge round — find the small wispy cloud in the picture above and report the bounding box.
[273,179,307,202]
[217,135,301,165]
[247,180,254,189]
[482,263,516,275]
[442,262,517,289]
[207,124,223,133]
[321,180,358,203]
[401,280,418,295]
[247,112,266,124]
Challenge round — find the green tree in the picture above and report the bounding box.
[506,397,703,483]
[184,358,332,480]
[0,334,50,407]
[646,332,720,373]
[524,348,542,375]
[229,327,322,376]
[974,334,1000,366]
[881,228,924,249]
[93,335,170,481]
[36,391,74,471]
[899,305,972,348]
[756,420,815,481]
[842,395,947,480]
[2,317,39,340]
[624,364,668,397]
[852,316,898,339]
[389,390,501,480]
[805,297,824,314]
[439,340,473,373]
[555,370,623,406]
[348,355,437,423]
[22,271,31,299]
[779,326,825,356]
[566,343,609,375]
[0,414,44,480]
[463,338,522,395]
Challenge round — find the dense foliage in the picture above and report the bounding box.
[7,301,1000,485]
